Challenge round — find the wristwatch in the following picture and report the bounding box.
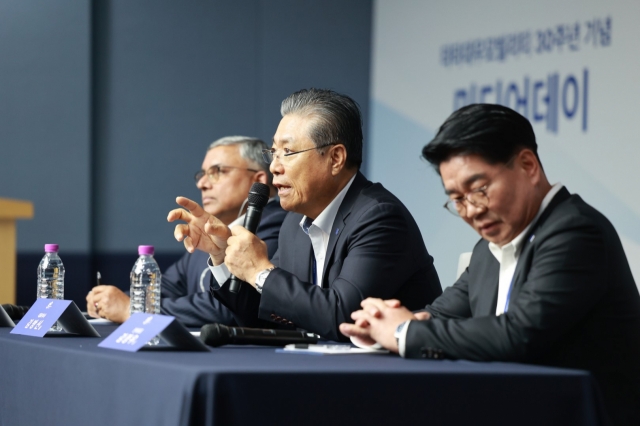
[394,320,409,347]
[255,267,275,294]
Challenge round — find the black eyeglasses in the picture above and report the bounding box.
[261,143,338,164]
[194,164,258,183]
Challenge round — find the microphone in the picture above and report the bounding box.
[1,304,30,321]
[229,182,270,293]
[200,323,320,347]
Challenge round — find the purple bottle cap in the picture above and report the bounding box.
[44,244,59,253]
[138,245,154,255]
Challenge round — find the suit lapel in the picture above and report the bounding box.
[508,187,571,301]
[290,217,314,283]
[320,172,370,287]
[472,244,500,316]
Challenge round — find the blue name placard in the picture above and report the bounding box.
[11,299,71,337]
[98,313,174,352]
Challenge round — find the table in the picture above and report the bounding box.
[0,325,608,426]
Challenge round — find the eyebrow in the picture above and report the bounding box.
[270,138,291,149]
[444,172,488,195]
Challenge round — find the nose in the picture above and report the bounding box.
[196,174,211,190]
[270,156,283,175]
[464,201,486,220]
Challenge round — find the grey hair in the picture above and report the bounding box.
[208,136,273,184]
[280,88,363,169]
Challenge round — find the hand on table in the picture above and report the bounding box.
[86,285,131,323]
[339,298,431,353]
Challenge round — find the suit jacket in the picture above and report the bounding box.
[407,187,640,425]
[212,172,442,341]
[160,200,287,327]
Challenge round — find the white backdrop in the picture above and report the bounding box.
[368,0,640,287]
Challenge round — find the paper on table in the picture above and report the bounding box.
[277,343,389,355]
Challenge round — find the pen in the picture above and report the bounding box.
[96,271,101,287]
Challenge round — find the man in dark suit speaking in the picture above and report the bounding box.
[340,104,640,425]
[168,88,442,341]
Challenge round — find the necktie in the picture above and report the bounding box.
[302,218,317,286]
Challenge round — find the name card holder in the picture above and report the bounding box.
[0,305,15,327]
[99,313,209,352]
[10,299,100,337]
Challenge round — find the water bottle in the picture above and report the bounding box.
[37,244,65,332]
[129,245,162,345]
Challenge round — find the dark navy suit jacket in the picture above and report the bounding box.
[160,200,287,327]
[212,172,442,341]
[409,188,640,425]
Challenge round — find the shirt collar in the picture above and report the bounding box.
[488,183,564,258]
[299,174,357,235]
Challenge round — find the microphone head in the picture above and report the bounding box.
[200,323,230,347]
[247,183,270,208]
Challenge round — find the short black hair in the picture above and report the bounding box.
[281,88,363,169]
[422,103,541,171]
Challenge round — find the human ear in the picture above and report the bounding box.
[516,149,541,183]
[329,144,348,176]
[253,171,269,185]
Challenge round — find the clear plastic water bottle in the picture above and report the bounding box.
[37,244,65,332]
[129,245,161,345]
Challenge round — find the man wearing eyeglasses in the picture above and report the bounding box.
[168,88,442,341]
[340,104,640,425]
[87,136,286,326]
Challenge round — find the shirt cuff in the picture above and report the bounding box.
[349,336,384,350]
[398,320,411,358]
[207,256,231,287]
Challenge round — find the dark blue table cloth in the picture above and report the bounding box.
[0,325,608,426]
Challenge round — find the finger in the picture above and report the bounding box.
[360,297,384,308]
[183,235,195,253]
[204,216,229,237]
[354,317,370,328]
[90,285,109,295]
[350,309,366,320]
[167,208,192,223]
[361,298,387,317]
[384,299,402,308]
[230,226,248,237]
[339,322,360,337]
[414,311,431,320]
[226,236,237,247]
[175,197,207,217]
[173,224,191,242]
[339,323,372,340]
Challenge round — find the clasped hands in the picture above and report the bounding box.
[168,197,273,287]
[339,298,431,353]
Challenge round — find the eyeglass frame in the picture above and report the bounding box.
[194,164,259,183]
[261,143,339,164]
[443,157,515,217]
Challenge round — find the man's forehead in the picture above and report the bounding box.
[204,144,243,165]
[440,154,495,192]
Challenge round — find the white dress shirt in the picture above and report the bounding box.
[299,174,356,286]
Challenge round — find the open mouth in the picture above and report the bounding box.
[274,184,292,196]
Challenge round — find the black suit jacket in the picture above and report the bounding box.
[159,200,287,327]
[407,187,640,425]
[212,172,442,341]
